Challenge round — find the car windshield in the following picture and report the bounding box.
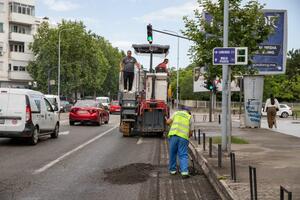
[46,97,57,105]
[75,100,98,107]
[97,99,109,104]
[111,101,119,105]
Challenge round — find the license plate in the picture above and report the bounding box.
[78,111,88,114]
[0,119,4,124]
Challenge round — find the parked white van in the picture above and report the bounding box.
[96,97,110,109]
[0,88,59,145]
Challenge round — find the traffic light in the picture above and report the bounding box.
[147,24,153,44]
[204,80,213,91]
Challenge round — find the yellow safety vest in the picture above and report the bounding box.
[168,111,191,140]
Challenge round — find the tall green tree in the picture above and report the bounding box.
[28,20,123,98]
[182,0,274,82]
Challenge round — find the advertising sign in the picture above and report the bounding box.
[243,76,264,128]
[204,10,287,75]
[252,10,287,75]
[193,67,208,92]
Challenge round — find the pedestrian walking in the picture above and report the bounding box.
[264,94,280,128]
[120,50,140,92]
[166,106,193,178]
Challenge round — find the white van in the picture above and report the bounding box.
[0,88,59,145]
[45,94,61,112]
[96,97,110,109]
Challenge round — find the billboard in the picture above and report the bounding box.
[193,67,240,92]
[204,9,287,75]
[252,10,287,75]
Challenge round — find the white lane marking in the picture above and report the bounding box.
[60,120,69,125]
[59,131,69,135]
[33,126,117,175]
[137,138,143,145]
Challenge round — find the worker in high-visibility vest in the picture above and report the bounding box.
[166,106,193,178]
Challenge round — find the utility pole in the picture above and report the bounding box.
[221,0,230,151]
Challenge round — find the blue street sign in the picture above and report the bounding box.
[213,47,235,65]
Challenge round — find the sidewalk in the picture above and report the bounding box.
[189,120,300,200]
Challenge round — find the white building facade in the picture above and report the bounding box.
[0,0,38,88]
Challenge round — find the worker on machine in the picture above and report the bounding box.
[120,50,140,92]
[155,58,169,73]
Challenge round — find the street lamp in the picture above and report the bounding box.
[58,27,74,98]
[163,29,180,109]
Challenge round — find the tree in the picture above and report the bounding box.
[182,0,274,81]
[28,20,123,99]
[263,49,300,102]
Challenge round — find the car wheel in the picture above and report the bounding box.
[281,112,289,118]
[29,127,39,145]
[51,123,59,138]
[96,115,102,126]
[69,120,75,126]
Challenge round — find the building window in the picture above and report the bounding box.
[10,42,25,53]
[0,2,4,12]
[13,66,19,71]
[0,23,3,33]
[19,66,26,71]
[8,64,11,71]
[9,2,35,16]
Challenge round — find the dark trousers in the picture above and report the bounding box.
[123,71,134,91]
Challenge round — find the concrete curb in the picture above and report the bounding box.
[189,142,239,200]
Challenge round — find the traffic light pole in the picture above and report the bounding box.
[209,91,213,122]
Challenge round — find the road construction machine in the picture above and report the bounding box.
[119,44,170,137]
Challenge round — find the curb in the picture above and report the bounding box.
[189,142,239,200]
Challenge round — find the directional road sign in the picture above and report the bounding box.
[213,47,248,65]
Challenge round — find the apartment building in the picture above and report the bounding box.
[0,0,38,88]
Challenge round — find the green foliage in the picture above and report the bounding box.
[182,0,274,81]
[263,49,300,102]
[27,20,123,98]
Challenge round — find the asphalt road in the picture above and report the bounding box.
[0,114,220,200]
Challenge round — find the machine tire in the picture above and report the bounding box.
[51,123,59,138]
[29,127,39,145]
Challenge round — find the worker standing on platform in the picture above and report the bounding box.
[120,50,140,92]
[166,106,193,178]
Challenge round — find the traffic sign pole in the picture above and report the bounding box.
[221,0,230,151]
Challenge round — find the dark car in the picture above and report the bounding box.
[69,100,109,126]
[60,100,72,112]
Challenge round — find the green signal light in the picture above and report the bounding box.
[209,85,213,90]
[147,36,153,41]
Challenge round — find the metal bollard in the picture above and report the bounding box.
[194,129,196,140]
[249,166,258,200]
[280,186,292,200]
[209,137,212,157]
[218,144,222,168]
[230,152,237,182]
[198,129,201,145]
[218,114,221,124]
[203,133,206,151]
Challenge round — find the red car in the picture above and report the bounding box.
[109,100,121,114]
[69,100,109,126]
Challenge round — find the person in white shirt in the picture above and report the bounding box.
[264,94,280,128]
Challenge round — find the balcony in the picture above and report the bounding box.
[8,71,32,81]
[9,12,36,25]
[10,0,35,6]
[9,32,33,43]
[9,52,33,61]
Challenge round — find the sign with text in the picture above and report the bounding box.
[204,10,287,74]
[252,10,287,75]
[213,47,248,65]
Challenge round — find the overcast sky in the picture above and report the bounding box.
[36,0,300,70]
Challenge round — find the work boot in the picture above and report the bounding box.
[169,171,177,175]
[181,172,190,179]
